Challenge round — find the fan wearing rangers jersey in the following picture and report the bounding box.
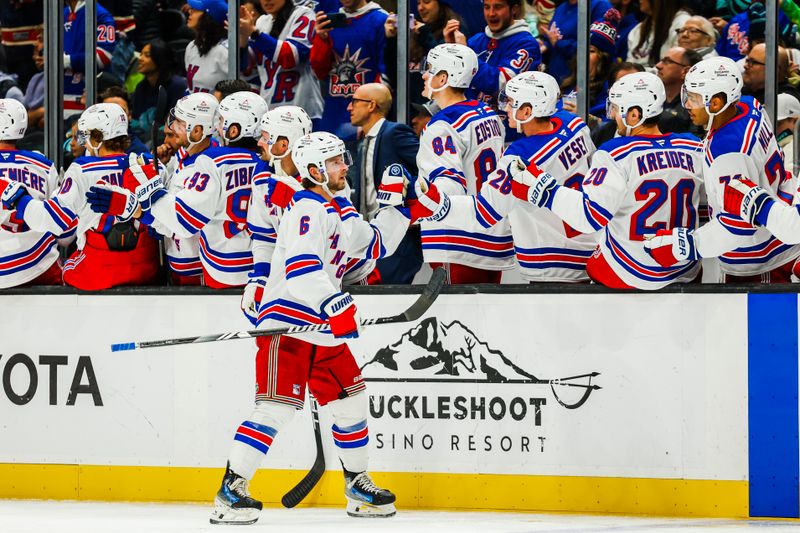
[211,132,409,525]
[184,0,230,94]
[239,0,323,119]
[416,43,512,284]
[1,103,161,290]
[511,72,704,290]
[63,1,117,118]
[410,71,597,282]
[0,99,64,287]
[243,105,312,324]
[644,57,800,283]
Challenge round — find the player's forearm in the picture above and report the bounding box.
[15,196,78,236]
[761,201,800,244]
[351,208,410,260]
[439,194,503,231]
[693,218,758,258]
[549,184,609,234]
[146,193,204,239]
[285,269,340,314]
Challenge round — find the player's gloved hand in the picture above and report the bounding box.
[241,275,266,326]
[407,178,450,222]
[0,179,30,211]
[86,184,139,221]
[377,164,410,207]
[124,153,165,211]
[643,228,700,267]
[321,292,362,339]
[509,157,558,208]
[266,176,298,209]
[723,178,773,226]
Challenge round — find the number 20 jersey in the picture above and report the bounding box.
[417,100,513,270]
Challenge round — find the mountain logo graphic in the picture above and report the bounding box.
[361,317,600,409]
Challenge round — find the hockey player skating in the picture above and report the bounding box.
[644,56,800,283]
[0,99,64,287]
[242,105,312,324]
[407,71,597,282]
[509,72,704,289]
[416,43,512,284]
[87,91,267,288]
[211,131,411,524]
[1,102,161,290]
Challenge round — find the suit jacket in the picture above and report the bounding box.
[353,119,423,284]
[353,120,420,213]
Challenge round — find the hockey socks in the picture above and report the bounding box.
[332,420,369,473]
[229,420,277,481]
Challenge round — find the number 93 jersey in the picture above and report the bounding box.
[548,133,705,290]
[148,146,260,287]
[417,100,514,271]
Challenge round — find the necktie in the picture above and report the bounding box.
[360,136,373,218]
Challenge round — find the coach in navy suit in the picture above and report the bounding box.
[348,83,422,284]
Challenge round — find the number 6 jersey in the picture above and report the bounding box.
[417,99,514,271]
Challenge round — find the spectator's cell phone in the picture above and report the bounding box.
[325,12,348,28]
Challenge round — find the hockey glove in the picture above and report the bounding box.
[0,179,30,211]
[86,184,139,221]
[241,275,266,326]
[509,157,558,208]
[407,178,450,222]
[266,176,298,209]
[643,228,700,267]
[377,164,410,207]
[124,153,165,211]
[723,178,774,226]
[321,292,361,339]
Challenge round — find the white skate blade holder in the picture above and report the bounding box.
[210,500,260,525]
[346,497,397,518]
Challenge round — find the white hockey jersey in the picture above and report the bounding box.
[145,146,260,286]
[693,96,800,275]
[256,189,409,346]
[0,150,63,287]
[249,7,323,119]
[547,133,705,290]
[418,99,513,270]
[435,111,597,282]
[185,39,228,94]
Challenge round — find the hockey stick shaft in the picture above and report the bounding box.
[111,267,445,352]
[281,396,324,508]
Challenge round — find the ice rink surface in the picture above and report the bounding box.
[1,501,800,533]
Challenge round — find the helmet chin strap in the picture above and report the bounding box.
[87,139,103,155]
[423,75,448,100]
[513,107,535,134]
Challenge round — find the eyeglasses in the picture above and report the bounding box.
[349,97,374,105]
[659,56,689,68]
[745,57,766,67]
[675,27,709,37]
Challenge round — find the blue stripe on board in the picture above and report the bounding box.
[748,293,799,517]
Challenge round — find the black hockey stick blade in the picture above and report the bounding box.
[110,268,445,352]
[281,397,324,508]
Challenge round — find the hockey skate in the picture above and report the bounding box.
[344,471,396,518]
[209,462,263,525]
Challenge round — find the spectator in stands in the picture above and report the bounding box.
[99,86,150,155]
[18,34,45,152]
[743,43,800,104]
[63,1,117,118]
[132,39,187,145]
[562,9,621,127]
[311,0,388,141]
[777,93,800,174]
[540,0,612,85]
[655,46,703,134]
[348,83,422,284]
[716,2,792,61]
[184,0,229,94]
[627,0,692,66]
[610,0,640,61]
[64,119,85,167]
[444,0,542,107]
[0,47,22,104]
[676,16,718,57]
[239,0,323,120]
[213,79,253,101]
[410,99,440,136]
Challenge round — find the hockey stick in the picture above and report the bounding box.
[281,396,324,508]
[111,267,446,352]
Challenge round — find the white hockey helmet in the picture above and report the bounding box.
[422,43,478,97]
[0,98,27,140]
[259,105,313,162]
[216,91,269,144]
[77,103,128,151]
[606,72,666,135]
[170,92,218,139]
[292,132,353,187]
[681,56,743,112]
[499,71,560,132]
